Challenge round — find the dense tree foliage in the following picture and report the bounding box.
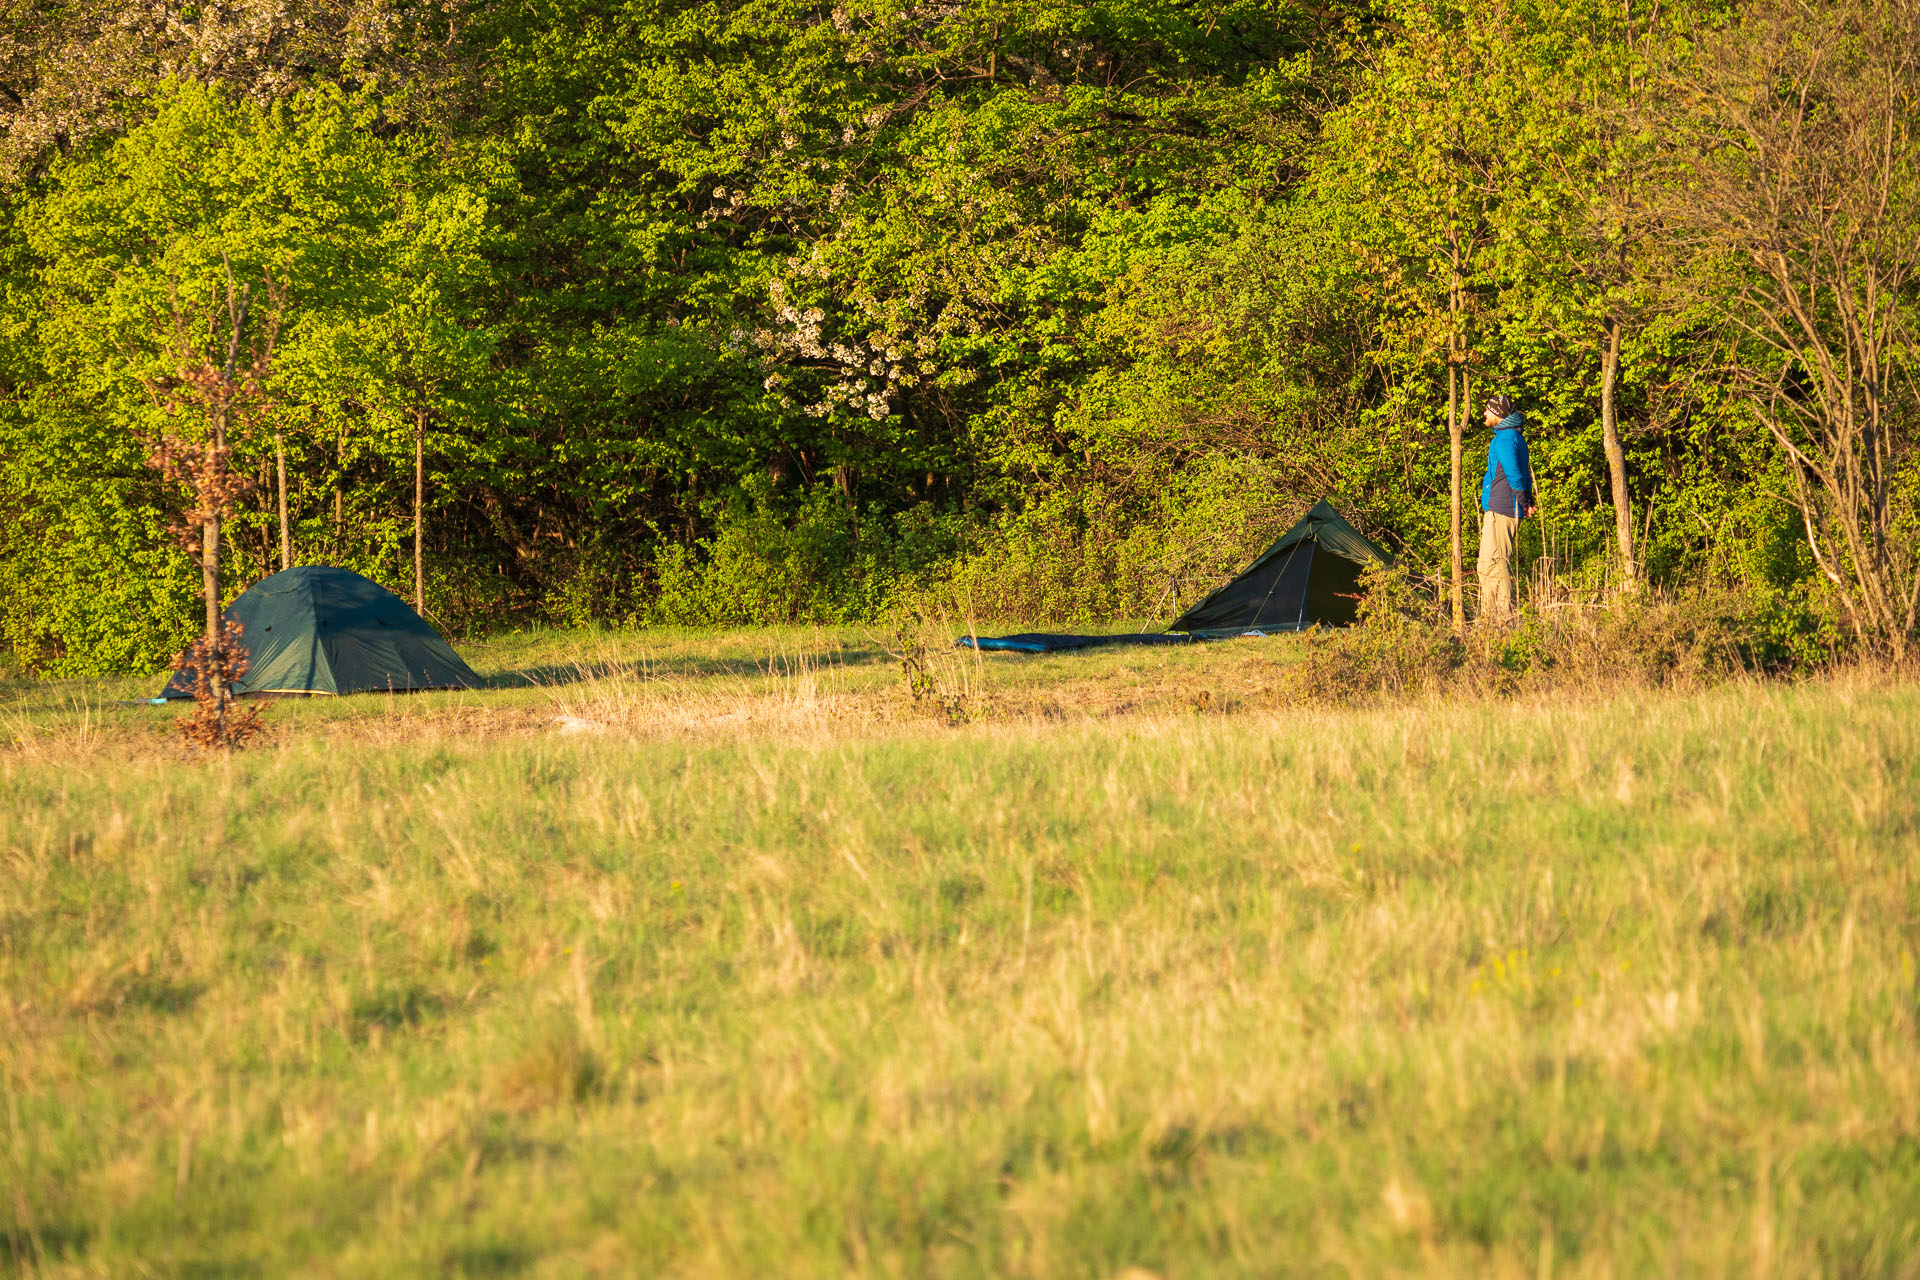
[1,0,1914,671]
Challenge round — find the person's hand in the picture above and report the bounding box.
[1525,505,1537,518]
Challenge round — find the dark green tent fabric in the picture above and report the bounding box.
[1168,500,1392,637]
[161,566,481,698]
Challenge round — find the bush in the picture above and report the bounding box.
[1282,564,1845,705]
[641,478,967,626]
[934,454,1327,623]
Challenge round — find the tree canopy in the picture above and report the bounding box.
[1,0,1915,670]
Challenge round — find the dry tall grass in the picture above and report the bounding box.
[539,641,868,739]
[1,638,1915,1277]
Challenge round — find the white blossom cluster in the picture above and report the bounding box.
[696,185,750,230]
[750,277,935,422]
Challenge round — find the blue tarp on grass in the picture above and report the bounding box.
[956,632,1201,654]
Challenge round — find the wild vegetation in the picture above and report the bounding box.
[3,631,1918,1275]
[1,0,1916,672]
[3,0,1918,1272]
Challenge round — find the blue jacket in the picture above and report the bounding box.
[1480,414,1534,519]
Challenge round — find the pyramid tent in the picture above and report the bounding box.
[1168,500,1392,637]
[162,566,482,698]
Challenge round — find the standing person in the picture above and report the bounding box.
[1477,394,1536,622]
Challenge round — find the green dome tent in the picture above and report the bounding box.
[1168,500,1392,637]
[162,566,481,698]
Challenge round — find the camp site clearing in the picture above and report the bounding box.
[4,626,1918,1277]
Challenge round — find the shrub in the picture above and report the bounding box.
[1282,564,1845,705]
[641,478,967,626]
[933,454,1318,624]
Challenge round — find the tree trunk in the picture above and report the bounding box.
[333,415,345,558]
[275,429,291,571]
[1599,314,1637,592]
[202,430,225,713]
[413,408,426,616]
[1462,361,1473,590]
[202,509,222,650]
[1447,283,1465,632]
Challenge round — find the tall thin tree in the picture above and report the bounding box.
[275,427,292,571]
[142,256,285,748]
[414,405,426,614]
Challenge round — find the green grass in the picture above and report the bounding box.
[3,629,1918,1277]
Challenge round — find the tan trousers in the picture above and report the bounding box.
[1477,509,1519,622]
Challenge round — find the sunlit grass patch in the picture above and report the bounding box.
[0,635,1915,1276]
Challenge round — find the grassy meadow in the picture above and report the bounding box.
[2,627,1918,1277]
